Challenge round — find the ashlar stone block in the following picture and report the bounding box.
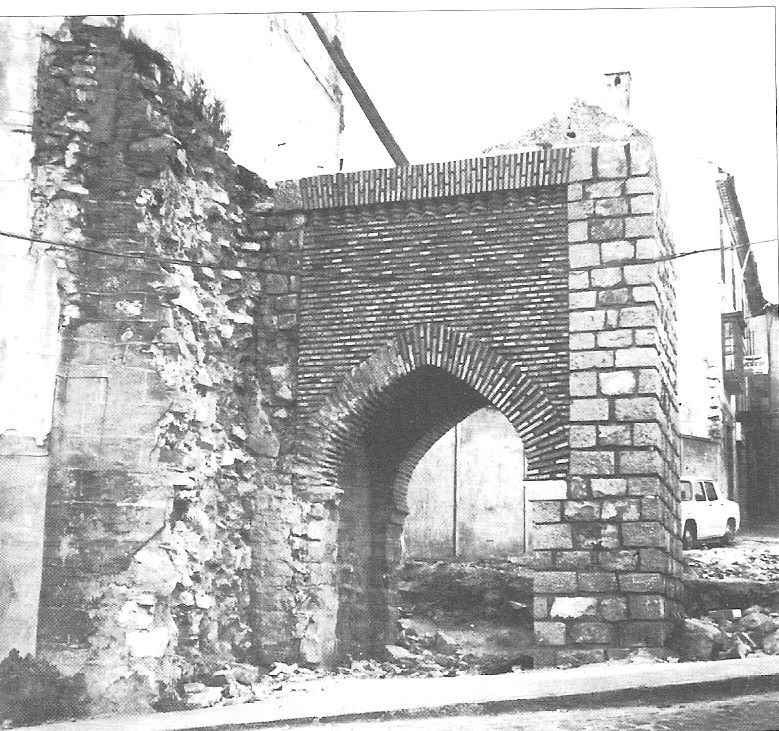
[570,310,606,332]
[619,305,656,328]
[570,450,615,475]
[586,180,623,198]
[619,573,664,593]
[596,144,628,179]
[568,200,595,220]
[590,218,625,241]
[550,596,598,619]
[578,572,618,592]
[570,371,597,397]
[618,449,662,475]
[570,332,596,350]
[630,195,654,215]
[570,243,600,268]
[535,571,578,593]
[628,594,666,620]
[590,478,628,497]
[629,140,654,176]
[591,267,622,288]
[597,424,632,446]
[625,176,655,195]
[594,198,629,217]
[535,621,567,646]
[625,216,655,239]
[614,396,659,421]
[599,549,639,571]
[571,621,614,644]
[601,498,641,521]
[569,147,594,182]
[571,350,615,370]
[600,240,634,262]
[622,521,665,548]
[570,398,609,421]
[569,221,588,242]
[534,523,573,549]
[600,596,628,621]
[599,371,637,395]
[570,424,597,448]
[564,500,602,521]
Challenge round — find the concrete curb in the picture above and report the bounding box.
[25,656,779,730]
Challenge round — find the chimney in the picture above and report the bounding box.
[603,71,631,116]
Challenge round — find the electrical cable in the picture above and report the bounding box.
[0,226,776,272]
[0,228,274,273]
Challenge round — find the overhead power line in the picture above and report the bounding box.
[0,227,776,273]
[0,228,276,274]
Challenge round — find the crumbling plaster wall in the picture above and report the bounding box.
[0,16,62,660]
[31,17,307,712]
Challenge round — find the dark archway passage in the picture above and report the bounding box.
[334,365,492,658]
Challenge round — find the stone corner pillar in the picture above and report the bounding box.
[532,140,684,666]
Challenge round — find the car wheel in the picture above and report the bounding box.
[723,519,736,546]
[682,521,696,550]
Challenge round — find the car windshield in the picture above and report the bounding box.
[694,482,707,501]
[680,480,692,501]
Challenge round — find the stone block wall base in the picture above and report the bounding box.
[532,642,672,668]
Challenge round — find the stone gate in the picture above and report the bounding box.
[278,144,684,665]
[18,20,683,709]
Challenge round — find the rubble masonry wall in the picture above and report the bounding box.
[31,17,305,712]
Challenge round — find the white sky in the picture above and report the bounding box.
[13,2,779,300]
[332,7,778,300]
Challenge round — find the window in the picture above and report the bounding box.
[723,321,736,371]
[746,327,756,357]
[680,480,693,501]
[694,482,707,501]
[704,481,718,501]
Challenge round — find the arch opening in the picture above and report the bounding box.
[333,365,526,660]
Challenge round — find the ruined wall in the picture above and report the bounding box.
[532,141,683,666]
[31,17,300,711]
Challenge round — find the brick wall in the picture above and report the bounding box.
[279,152,574,661]
[297,190,570,427]
[273,143,682,666]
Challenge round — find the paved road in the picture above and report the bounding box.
[269,690,779,731]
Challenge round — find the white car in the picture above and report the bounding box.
[680,476,741,549]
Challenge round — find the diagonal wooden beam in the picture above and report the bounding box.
[305,12,409,167]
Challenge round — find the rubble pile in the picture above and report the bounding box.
[679,604,779,662]
[393,559,535,674]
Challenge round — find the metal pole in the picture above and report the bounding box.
[304,13,410,167]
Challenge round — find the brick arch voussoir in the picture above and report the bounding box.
[303,322,566,491]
